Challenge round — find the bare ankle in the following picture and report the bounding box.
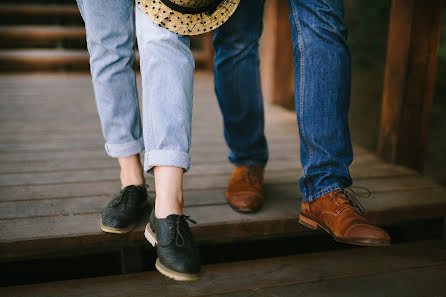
[154,166,184,218]
[155,200,183,218]
[118,155,145,188]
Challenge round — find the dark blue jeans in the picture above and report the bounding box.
[214,0,353,202]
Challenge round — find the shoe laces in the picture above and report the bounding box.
[245,166,262,186]
[110,184,149,210]
[331,186,371,216]
[173,215,197,247]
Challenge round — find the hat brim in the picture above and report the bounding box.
[137,0,240,36]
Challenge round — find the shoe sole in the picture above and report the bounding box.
[144,223,201,281]
[228,202,263,213]
[100,219,135,234]
[298,214,391,247]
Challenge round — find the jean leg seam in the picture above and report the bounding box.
[130,2,142,143]
[136,5,155,155]
[290,1,313,196]
[256,0,265,146]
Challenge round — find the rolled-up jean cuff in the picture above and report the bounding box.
[144,150,191,175]
[233,160,267,168]
[303,184,343,203]
[105,137,145,158]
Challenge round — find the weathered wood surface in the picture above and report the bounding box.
[0,4,81,17]
[377,0,444,172]
[1,73,446,262]
[2,240,445,297]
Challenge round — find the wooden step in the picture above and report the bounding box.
[0,48,213,72]
[0,73,445,263]
[0,49,90,71]
[0,26,86,48]
[0,4,82,26]
[1,240,445,297]
[0,4,80,17]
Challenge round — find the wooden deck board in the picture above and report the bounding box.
[1,240,445,297]
[0,73,445,262]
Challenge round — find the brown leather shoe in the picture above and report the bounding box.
[226,165,264,213]
[299,188,390,246]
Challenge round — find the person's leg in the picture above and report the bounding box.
[287,0,352,200]
[77,0,148,234]
[213,0,267,212]
[287,0,389,245]
[135,4,193,217]
[213,0,267,168]
[135,5,199,281]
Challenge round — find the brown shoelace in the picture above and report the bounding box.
[331,186,371,216]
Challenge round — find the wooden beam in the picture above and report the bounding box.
[377,0,443,172]
[261,0,294,110]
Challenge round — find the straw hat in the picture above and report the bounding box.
[137,0,240,35]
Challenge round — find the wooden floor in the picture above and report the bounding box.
[2,240,446,297]
[1,72,446,263]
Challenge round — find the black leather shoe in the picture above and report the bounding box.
[100,185,150,234]
[145,210,201,281]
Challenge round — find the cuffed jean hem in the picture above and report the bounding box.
[233,160,267,168]
[144,150,192,175]
[105,137,145,158]
[303,184,344,203]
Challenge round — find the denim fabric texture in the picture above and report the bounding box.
[213,0,269,168]
[214,0,353,202]
[77,0,353,202]
[287,0,353,201]
[76,0,193,174]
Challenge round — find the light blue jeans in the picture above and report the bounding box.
[76,0,194,174]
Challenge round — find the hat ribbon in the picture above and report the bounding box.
[160,0,224,16]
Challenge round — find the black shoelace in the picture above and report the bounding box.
[110,184,149,210]
[174,215,197,247]
[331,186,371,216]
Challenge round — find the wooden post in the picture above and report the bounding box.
[377,0,443,172]
[261,0,294,110]
[192,33,214,71]
[201,32,214,71]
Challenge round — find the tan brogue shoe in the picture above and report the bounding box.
[226,165,264,213]
[299,188,390,246]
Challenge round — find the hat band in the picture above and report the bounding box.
[160,0,224,15]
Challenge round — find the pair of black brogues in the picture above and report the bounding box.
[100,185,201,281]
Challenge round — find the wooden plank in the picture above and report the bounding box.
[0,141,368,164]
[2,174,441,219]
[0,140,300,154]
[261,0,294,109]
[0,159,416,191]
[377,0,444,172]
[0,157,417,202]
[0,201,305,260]
[0,26,85,41]
[0,128,299,146]
[0,5,81,17]
[0,49,213,72]
[1,186,445,261]
[0,151,383,186]
[1,240,445,297]
[207,266,446,297]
